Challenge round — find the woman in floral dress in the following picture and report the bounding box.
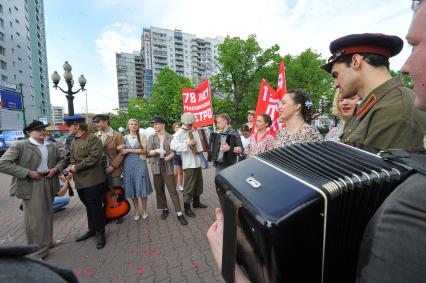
[274,89,322,148]
[248,113,275,157]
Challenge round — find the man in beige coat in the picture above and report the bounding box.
[0,120,66,259]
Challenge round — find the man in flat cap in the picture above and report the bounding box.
[171,112,208,217]
[92,114,125,223]
[147,116,188,225]
[65,115,107,249]
[0,120,66,259]
[323,33,426,152]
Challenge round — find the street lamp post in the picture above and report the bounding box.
[51,61,86,116]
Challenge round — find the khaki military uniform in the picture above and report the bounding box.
[342,77,426,152]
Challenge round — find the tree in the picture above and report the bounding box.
[283,49,335,115]
[390,70,414,89]
[211,35,281,126]
[113,67,193,131]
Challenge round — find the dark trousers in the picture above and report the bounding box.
[183,167,203,203]
[153,159,182,212]
[77,183,105,233]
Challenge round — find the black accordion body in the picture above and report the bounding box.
[208,132,237,165]
[215,141,412,283]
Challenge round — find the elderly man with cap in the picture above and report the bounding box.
[64,115,107,249]
[323,33,426,152]
[147,116,188,225]
[171,112,208,218]
[0,120,66,259]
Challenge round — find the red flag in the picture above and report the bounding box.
[182,80,214,128]
[252,80,279,135]
[276,60,286,99]
[269,60,287,135]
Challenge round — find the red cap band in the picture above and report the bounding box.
[337,45,392,58]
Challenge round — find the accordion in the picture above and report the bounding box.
[208,132,237,164]
[215,141,413,283]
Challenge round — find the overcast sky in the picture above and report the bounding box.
[45,0,414,114]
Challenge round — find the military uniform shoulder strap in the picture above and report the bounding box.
[379,149,426,175]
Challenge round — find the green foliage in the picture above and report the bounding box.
[283,49,335,115]
[109,109,128,130]
[212,36,336,125]
[210,35,280,126]
[390,70,414,89]
[110,67,192,132]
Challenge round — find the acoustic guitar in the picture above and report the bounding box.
[102,155,131,221]
[104,185,130,220]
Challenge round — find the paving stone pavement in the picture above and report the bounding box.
[0,166,224,283]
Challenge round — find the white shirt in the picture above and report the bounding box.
[170,128,202,169]
[29,137,49,173]
[241,136,250,154]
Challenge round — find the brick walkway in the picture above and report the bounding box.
[0,167,224,283]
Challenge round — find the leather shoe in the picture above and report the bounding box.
[192,201,208,208]
[75,231,95,242]
[184,202,196,217]
[160,209,169,220]
[177,215,188,225]
[96,232,106,249]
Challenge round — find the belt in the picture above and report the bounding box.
[38,171,50,177]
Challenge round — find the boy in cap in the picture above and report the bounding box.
[0,120,66,259]
[65,115,107,249]
[323,33,426,152]
[171,112,208,217]
[147,116,188,225]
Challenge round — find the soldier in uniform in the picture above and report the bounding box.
[65,115,107,249]
[322,33,426,152]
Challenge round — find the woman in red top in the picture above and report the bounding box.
[248,113,275,158]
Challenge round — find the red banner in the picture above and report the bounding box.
[182,80,214,128]
[252,60,287,136]
[252,80,280,135]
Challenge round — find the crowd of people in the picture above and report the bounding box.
[0,1,425,282]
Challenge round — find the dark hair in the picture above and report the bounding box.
[287,89,313,123]
[217,113,231,124]
[240,124,250,132]
[334,53,390,70]
[257,113,272,127]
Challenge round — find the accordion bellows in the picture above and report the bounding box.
[215,141,412,283]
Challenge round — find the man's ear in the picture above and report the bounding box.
[351,54,363,70]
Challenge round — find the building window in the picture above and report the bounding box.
[16,31,20,36]
[0,59,6,70]
[0,4,3,14]
[1,75,7,81]
[0,32,3,41]
[15,19,19,24]
[0,18,3,28]
[0,45,4,55]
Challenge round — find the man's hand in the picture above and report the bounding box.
[220,142,230,152]
[164,152,176,161]
[69,165,76,174]
[105,165,114,174]
[117,144,125,151]
[187,138,195,146]
[46,167,59,178]
[207,208,224,272]
[28,170,41,180]
[156,148,166,155]
[233,146,242,154]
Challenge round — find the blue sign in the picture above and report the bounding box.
[0,89,22,111]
